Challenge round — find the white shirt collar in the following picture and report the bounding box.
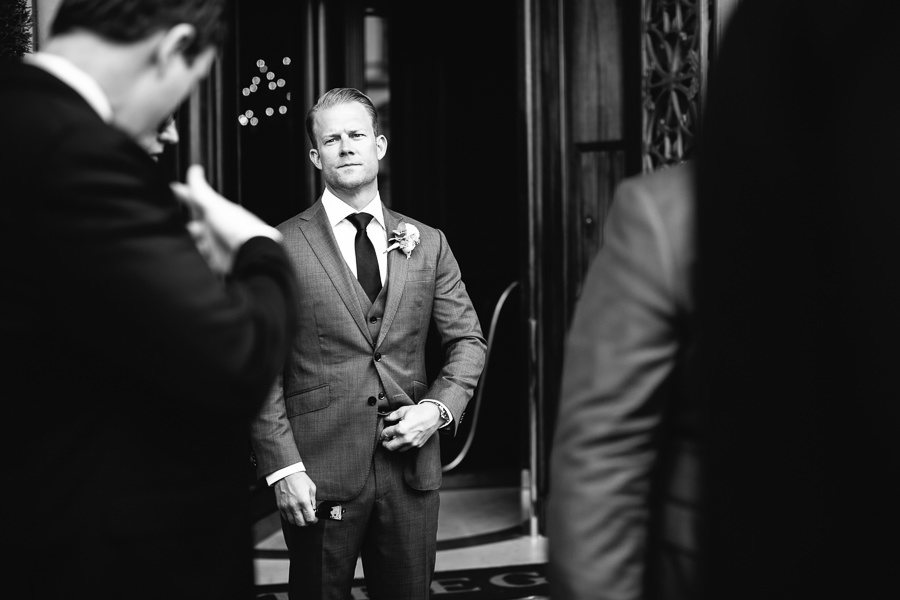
[321,188,386,231]
[24,52,114,123]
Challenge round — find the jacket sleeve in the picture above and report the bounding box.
[547,176,690,600]
[248,370,304,479]
[423,229,487,436]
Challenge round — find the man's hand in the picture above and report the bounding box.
[380,403,443,452]
[274,471,318,527]
[184,218,229,274]
[170,165,282,275]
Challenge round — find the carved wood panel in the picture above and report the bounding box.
[641,0,708,172]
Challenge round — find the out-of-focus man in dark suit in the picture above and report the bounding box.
[697,0,900,598]
[0,1,298,597]
[548,162,700,600]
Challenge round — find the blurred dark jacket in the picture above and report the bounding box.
[549,162,700,600]
[697,1,900,598]
[0,60,297,598]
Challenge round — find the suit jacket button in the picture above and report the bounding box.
[374,352,382,361]
[367,396,377,406]
[369,316,378,324]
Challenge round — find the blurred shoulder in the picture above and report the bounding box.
[617,162,695,206]
[613,161,695,232]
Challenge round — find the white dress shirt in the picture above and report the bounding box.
[321,188,389,284]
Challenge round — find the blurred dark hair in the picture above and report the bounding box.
[306,88,380,147]
[51,0,227,62]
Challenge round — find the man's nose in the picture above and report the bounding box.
[159,121,179,146]
[339,136,355,155]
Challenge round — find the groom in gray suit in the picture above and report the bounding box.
[250,88,486,599]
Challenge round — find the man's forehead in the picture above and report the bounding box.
[315,103,374,134]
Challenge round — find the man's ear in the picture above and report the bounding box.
[309,148,322,170]
[155,24,197,70]
[376,135,387,160]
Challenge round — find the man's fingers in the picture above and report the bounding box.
[184,165,221,212]
[170,181,206,222]
[382,437,411,453]
[300,500,318,525]
[383,405,413,424]
[304,506,318,523]
[381,428,407,452]
[281,503,316,527]
[185,165,209,193]
[279,505,299,526]
[186,220,206,239]
[169,181,189,200]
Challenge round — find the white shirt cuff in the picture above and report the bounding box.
[265,462,306,487]
[418,399,453,428]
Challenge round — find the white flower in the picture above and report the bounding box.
[385,222,420,259]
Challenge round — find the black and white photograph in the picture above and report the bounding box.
[2,1,897,598]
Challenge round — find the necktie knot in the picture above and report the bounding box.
[347,212,374,232]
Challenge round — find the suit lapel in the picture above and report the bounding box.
[300,202,374,345]
[377,209,409,347]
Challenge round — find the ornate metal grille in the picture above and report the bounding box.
[641,0,706,172]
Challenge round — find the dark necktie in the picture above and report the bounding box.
[346,212,382,303]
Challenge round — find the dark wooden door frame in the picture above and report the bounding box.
[518,0,643,534]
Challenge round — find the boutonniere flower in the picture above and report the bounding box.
[385,222,420,259]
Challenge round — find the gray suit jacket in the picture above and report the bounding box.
[548,163,699,600]
[250,199,486,500]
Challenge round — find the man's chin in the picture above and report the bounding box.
[332,174,374,190]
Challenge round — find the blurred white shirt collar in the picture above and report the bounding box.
[24,52,113,123]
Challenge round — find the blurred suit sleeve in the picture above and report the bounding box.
[548,164,696,600]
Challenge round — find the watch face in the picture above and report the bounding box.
[437,404,450,426]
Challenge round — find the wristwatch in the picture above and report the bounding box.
[419,399,452,428]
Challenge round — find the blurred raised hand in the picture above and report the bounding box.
[171,165,282,275]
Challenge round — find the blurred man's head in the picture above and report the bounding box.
[51,0,227,60]
[47,0,225,147]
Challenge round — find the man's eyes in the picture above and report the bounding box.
[323,133,365,144]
